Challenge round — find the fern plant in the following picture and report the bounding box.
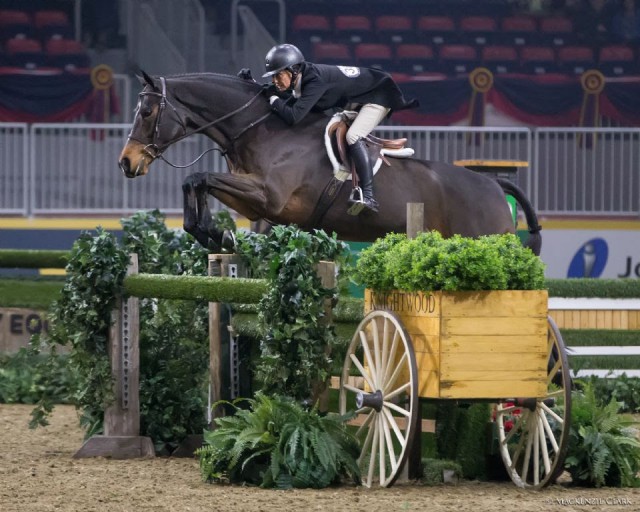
[196,392,361,488]
[566,381,640,487]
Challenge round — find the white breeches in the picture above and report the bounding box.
[346,103,391,145]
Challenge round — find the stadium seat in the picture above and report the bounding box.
[498,16,537,46]
[334,15,374,44]
[312,42,352,65]
[520,46,559,74]
[354,43,393,70]
[34,10,73,40]
[458,16,497,46]
[539,17,575,47]
[290,14,331,56]
[438,44,479,75]
[45,38,90,71]
[598,45,637,76]
[557,46,595,75]
[374,15,416,44]
[0,9,35,41]
[417,16,457,46]
[395,43,436,74]
[5,36,46,68]
[481,45,520,74]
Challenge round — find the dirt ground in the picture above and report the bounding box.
[1,404,639,512]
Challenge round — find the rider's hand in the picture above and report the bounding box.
[260,83,278,96]
[237,68,254,81]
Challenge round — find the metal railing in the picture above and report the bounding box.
[230,0,285,73]
[1,123,639,217]
[533,128,640,216]
[0,124,28,215]
[127,0,205,75]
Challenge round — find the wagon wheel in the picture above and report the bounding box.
[495,315,572,489]
[338,310,419,488]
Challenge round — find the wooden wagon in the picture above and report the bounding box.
[338,288,571,489]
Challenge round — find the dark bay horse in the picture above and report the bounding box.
[118,72,541,254]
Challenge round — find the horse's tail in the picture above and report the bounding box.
[496,178,542,256]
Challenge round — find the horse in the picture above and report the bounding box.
[118,71,541,254]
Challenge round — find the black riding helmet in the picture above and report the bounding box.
[262,43,305,78]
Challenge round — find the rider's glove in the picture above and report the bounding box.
[237,68,254,81]
[269,96,279,105]
[261,83,278,97]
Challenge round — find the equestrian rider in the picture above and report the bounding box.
[255,43,417,215]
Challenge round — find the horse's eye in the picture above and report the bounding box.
[140,107,153,118]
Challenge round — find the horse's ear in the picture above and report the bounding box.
[139,70,159,91]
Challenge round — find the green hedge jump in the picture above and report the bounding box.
[0,249,69,269]
[123,274,268,304]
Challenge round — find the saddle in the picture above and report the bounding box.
[324,111,414,183]
[304,112,415,226]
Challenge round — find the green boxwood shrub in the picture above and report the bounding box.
[355,231,545,292]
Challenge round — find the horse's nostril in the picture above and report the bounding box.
[119,158,130,175]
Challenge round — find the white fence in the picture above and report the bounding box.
[569,347,640,378]
[1,123,639,217]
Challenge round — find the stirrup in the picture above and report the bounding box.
[347,187,366,215]
[347,187,378,215]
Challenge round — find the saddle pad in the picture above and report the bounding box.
[324,112,414,182]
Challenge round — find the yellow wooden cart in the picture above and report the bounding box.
[338,288,571,489]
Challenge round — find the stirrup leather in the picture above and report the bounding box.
[347,186,366,215]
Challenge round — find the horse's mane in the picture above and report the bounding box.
[164,72,261,93]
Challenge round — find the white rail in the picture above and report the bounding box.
[568,346,640,379]
[1,124,639,216]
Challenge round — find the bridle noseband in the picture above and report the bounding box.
[127,76,271,169]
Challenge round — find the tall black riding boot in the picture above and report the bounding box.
[347,138,379,214]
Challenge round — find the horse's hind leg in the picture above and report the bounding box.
[182,172,223,250]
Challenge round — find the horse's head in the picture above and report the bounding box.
[118,71,188,178]
[119,71,269,179]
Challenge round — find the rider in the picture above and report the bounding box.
[252,43,417,215]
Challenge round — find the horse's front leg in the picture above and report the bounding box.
[182,172,224,250]
[182,171,268,250]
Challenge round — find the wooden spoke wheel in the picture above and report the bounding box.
[338,310,419,488]
[495,316,572,489]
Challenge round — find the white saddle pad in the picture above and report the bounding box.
[324,112,415,182]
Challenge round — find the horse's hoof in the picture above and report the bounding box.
[221,229,237,253]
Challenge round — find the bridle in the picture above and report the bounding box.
[127,76,272,169]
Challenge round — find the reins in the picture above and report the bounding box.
[128,76,272,169]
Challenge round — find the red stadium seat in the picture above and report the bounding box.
[438,44,478,75]
[499,16,538,46]
[312,42,352,65]
[539,17,575,47]
[520,46,558,74]
[599,45,637,76]
[334,15,373,44]
[375,15,415,44]
[45,38,90,71]
[481,45,520,74]
[417,16,456,45]
[354,43,393,70]
[459,16,497,45]
[290,14,332,56]
[0,10,34,41]
[34,10,73,40]
[5,37,46,68]
[5,37,41,54]
[395,43,436,74]
[557,46,595,74]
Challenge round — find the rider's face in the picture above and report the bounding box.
[272,70,292,91]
